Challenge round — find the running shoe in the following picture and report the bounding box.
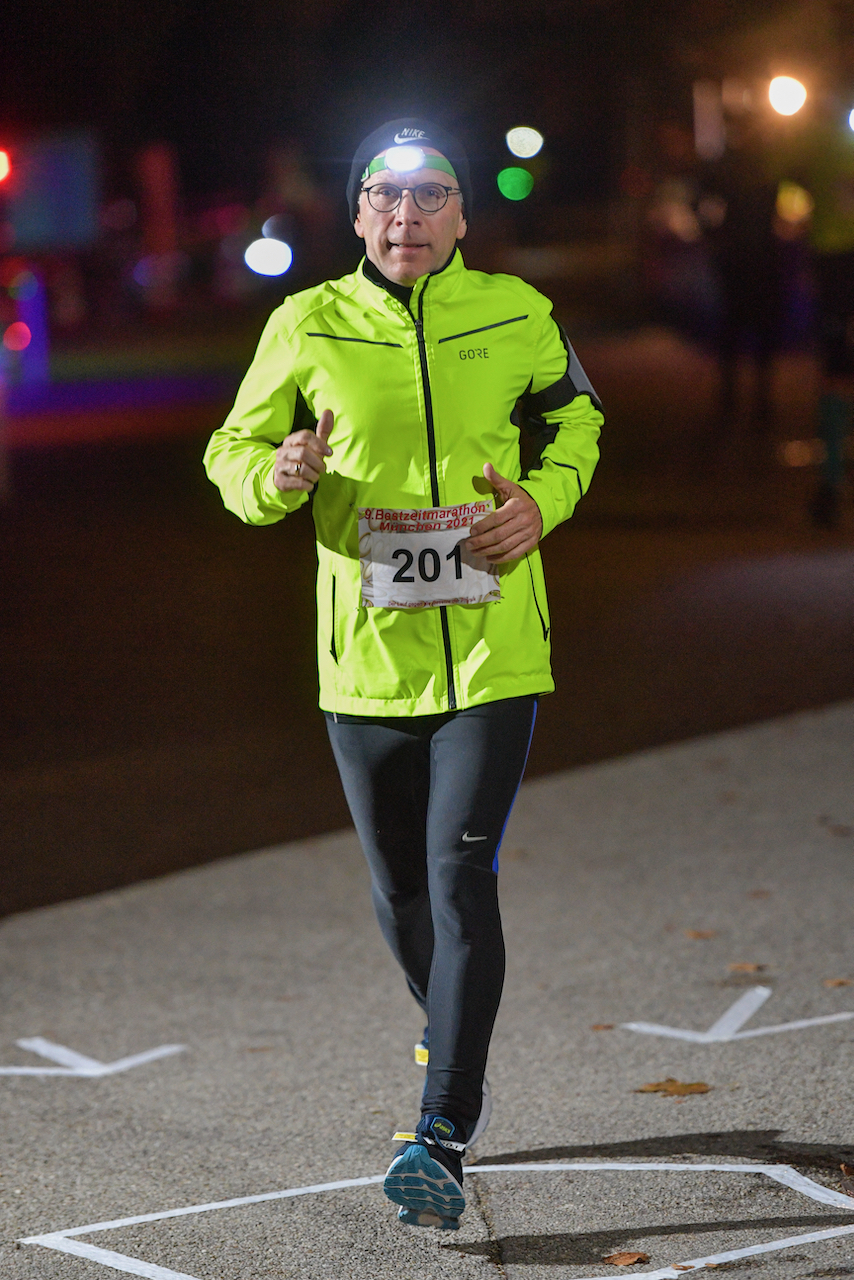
[415,1030,492,1145]
[384,1114,466,1229]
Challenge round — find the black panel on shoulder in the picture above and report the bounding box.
[526,321,602,415]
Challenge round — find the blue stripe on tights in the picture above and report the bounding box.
[493,700,538,874]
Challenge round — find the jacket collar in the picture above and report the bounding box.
[358,248,465,313]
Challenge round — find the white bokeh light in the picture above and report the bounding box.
[244,238,293,276]
[506,127,544,158]
[769,76,807,116]
[849,107,854,131]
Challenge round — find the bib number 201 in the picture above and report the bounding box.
[358,502,500,609]
[392,544,462,584]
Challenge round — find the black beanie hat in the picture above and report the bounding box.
[346,117,472,223]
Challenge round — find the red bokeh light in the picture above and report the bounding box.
[0,150,10,182]
[3,322,32,352]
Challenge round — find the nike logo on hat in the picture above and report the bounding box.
[394,129,427,144]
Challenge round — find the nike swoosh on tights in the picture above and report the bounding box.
[461,832,488,842]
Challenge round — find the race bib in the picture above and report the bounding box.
[358,502,501,609]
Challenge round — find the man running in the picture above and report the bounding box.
[203,117,602,1230]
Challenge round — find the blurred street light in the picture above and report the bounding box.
[776,180,814,224]
[3,321,32,352]
[0,150,10,182]
[244,237,292,276]
[497,167,535,200]
[769,76,807,115]
[505,127,544,158]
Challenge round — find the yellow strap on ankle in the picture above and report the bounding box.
[392,1131,417,1142]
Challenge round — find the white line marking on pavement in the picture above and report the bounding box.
[622,986,854,1043]
[20,1162,854,1279]
[472,1164,854,1209]
[22,1176,387,1238]
[28,1235,200,1280]
[570,1222,854,1279]
[0,1038,185,1077]
[705,986,773,1039]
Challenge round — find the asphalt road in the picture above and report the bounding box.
[1,329,853,917]
[1,702,853,1279]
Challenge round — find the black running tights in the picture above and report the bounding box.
[325,695,537,1139]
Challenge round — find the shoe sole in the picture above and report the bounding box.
[384,1144,465,1225]
[397,1207,460,1230]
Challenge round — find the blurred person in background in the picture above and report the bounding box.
[204,117,601,1231]
[775,104,854,527]
[643,122,720,346]
[703,116,786,442]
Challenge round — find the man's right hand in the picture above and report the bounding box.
[273,409,334,492]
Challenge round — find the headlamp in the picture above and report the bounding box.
[384,144,426,173]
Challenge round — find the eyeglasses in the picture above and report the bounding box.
[360,183,463,214]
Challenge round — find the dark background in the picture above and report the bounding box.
[1,0,853,917]
[7,0,852,209]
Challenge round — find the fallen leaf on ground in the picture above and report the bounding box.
[841,1163,854,1197]
[824,978,853,987]
[592,1023,615,1031]
[819,816,853,836]
[673,1266,695,1272]
[602,1251,650,1265]
[685,929,717,940]
[728,962,766,973]
[635,1077,711,1096]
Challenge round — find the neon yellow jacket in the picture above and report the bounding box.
[203,250,602,715]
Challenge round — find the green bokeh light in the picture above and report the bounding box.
[497,167,534,201]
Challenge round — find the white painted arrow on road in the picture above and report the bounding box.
[0,1037,185,1077]
[622,986,854,1043]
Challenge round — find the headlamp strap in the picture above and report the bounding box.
[361,153,459,183]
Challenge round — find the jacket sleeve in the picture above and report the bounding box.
[516,315,602,538]
[202,309,310,525]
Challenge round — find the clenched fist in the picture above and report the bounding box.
[273,409,334,492]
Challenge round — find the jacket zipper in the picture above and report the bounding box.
[414,282,457,710]
[526,555,549,641]
[330,574,338,663]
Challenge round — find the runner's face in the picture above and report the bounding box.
[355,162,467,285]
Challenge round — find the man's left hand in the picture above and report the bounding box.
[466,463,543,563]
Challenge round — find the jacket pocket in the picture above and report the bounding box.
[330,575,339,663]
[526,555,549,642]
